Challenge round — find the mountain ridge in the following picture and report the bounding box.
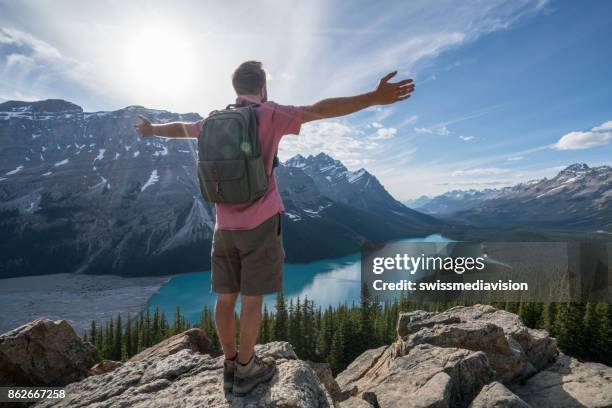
[415,162,611,231]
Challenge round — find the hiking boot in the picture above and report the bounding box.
[223,356,237,393]
[233,354,276,397]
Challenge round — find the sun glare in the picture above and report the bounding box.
[124,26,197,103]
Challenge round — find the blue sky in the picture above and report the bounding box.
[1,0,611,198]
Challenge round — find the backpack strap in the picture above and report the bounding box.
[232,99,280,172]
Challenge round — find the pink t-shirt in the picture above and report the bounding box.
[189,95,303,230]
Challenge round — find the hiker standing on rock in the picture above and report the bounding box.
[134,60,415,396]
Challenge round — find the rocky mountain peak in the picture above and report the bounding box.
[556,162,590,180]
[284,153,307,167]
[0,99,83,114]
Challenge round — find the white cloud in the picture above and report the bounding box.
[507,156,524,161]
[0,0,549,112]
[0,27,94,102]
[592,120,612,132]
[279,120,377,168]
[397,115,418,127]
[451,167,511,177]
[553,131,612,150]
[371,121,383,128]
[459,135,476,141]
[370,127,397,140]
[415,124,451,136]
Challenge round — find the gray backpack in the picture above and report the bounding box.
[197,102,275,203]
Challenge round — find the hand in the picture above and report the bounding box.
[133,115,154,137]
[371,71,415,105]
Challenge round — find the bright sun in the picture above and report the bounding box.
[124,26,197,100]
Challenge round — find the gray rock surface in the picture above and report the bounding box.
[403,320,533,382]
[0,318,95,386]
[306,361,345,402]
[90,360,123,375]
[338,305,575,407]
[469,381,529,408]
[397,304,557,377]
[361,344,494,408]
[129,328,210,362]
[512,354,612,408]
[335,345,388,396]
[339,396,374,407]
[36,342,331,408]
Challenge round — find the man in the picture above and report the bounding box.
[134,61,414,396]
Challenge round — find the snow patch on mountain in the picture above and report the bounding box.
[94,149,106,162]
[141,170,159,192]
[5,165,24,176]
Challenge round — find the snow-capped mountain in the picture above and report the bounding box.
[414,189,499,215]
[284,153,435,225]
[418,163,612,231]
[403,195,432,209]
[0,99,441,278]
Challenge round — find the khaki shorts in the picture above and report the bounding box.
[211,214,284,295]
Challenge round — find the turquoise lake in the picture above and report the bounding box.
[147,234,450,324]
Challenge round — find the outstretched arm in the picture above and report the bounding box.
[301,71,414,123]
[133,115,197,139]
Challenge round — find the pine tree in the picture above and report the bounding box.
[113,314,122,361]
[538,302,555,333]
[554,302,585,358]
[593,302,612,363]
[359,284,376,351]
[259,304,271,344]
[274,292,288,340]
[123,313,133,360]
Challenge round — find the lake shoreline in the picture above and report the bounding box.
[0,273,171,335]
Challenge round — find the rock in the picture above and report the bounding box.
[35,342,331,408]
[0,318,95,386]
[340,344,494,408]
[469,382,530,408]
[512,354,612,408]
[254,341,297,360]
[307,361,345,402]
[336,345,388,396]
[129,328,210,361]
[403,321,533,382]
[397,305,558,376]
[90,360,123,375]
[397,310,458,338]
[339,396,373,407]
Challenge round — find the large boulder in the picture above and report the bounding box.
[469,381,529,408]
[129,328,210,361]
[512,354,612,408]
[35,341,332,408]
[0,318,96,386]
[336,305,569,407]
[339,344,494,408]
[403,321,533,382]
[397,305,558,377]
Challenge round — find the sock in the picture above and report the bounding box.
[237,353,254,367]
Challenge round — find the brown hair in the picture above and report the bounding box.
[232,61,266,95]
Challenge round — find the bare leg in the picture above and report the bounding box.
[238,294,263,364]
[215,293,239,359]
